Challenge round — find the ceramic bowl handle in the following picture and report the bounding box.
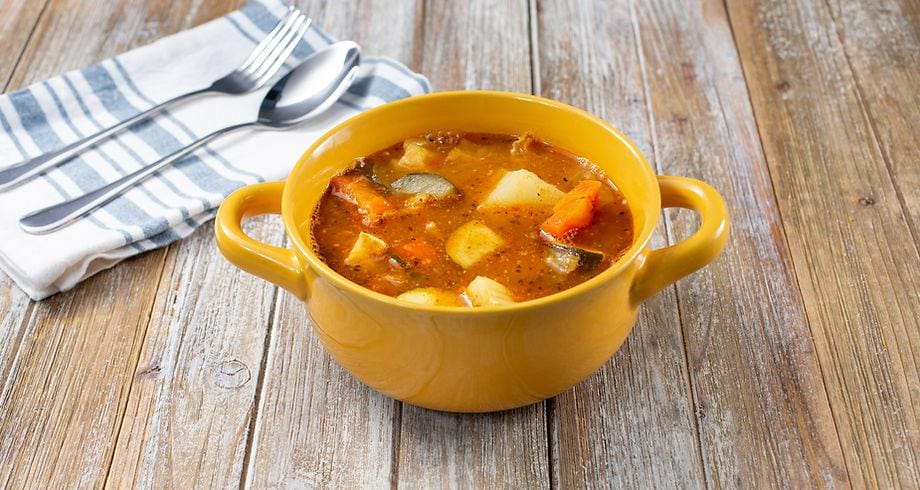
[631,176,730,304]
[215,181,308,299]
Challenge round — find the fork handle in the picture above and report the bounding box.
[0,89,210,191]
[19,121,255,235]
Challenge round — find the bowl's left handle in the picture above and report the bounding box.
[215,181,308,299]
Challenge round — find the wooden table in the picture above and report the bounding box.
[1,0,917,487]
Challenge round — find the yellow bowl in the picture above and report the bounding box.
[215,91,729,413]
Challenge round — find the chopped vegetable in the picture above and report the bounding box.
[478,169,564,210]
[510,132,536,156]
[390,173,461,199]
[444,139,482,164]
[544,242,605,274]
[330,174,393,225]
[397,287,462,306]
[388,254,411,270]
[397,240,439,267]
[397,139,443,169]
[463,276,516,306]
[445,221,506,268]
[540,180,602,240]
[344,232,389,266]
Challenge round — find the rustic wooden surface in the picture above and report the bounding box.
[0,0,917,487]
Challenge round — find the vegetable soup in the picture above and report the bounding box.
[309,131,634,306]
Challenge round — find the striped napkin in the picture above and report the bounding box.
[0,0,430,300]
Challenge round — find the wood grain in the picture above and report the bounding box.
[393,1,550,488]
[823,0,920,240]
[105,217,280,488]
[725,0,920,486]
[0,0,49,407]
[0,251,166,487]
[637,0,848,485]
[244,1,419,487]
[0,0,49,87]
[0,0,248,486]
[1,0,919,487]
[535,0,706,487]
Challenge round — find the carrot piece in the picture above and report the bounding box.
[540,180,602,240]
[330,174,393,225]
[397,240,439,266]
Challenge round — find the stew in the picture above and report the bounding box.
[309,131,634,306]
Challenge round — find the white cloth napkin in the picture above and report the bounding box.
[0,0,430,300]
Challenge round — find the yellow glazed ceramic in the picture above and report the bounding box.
[215,91,729,413]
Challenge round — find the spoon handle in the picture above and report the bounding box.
[0,90,210,192]
[19,122,254,235]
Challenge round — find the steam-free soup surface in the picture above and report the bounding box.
[309,132,633,307]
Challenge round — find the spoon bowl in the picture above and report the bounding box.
[20,41,362,234]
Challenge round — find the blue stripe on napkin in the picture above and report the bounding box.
[0,0,431,300]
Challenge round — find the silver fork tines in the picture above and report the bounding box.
[252,16,313,86]
[238,6,310,84]
[0,5,312,191]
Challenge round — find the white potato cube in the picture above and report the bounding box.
[464,276,516,306]
[396,288,461,306]
[478,169,564,209]
[344,232,388,266]
[445,221,505,269]
[397,139,441,170]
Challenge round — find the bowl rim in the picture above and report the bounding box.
[282,90,660,314]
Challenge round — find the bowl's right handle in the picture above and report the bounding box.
[215,181,308,299]
[631,176,730,304]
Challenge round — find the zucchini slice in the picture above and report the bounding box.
[390,173,460,199]
[544,242,605,274]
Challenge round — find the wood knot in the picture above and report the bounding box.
[695,403,707,420]
[774,80,791,92]
[213,359,251,389]
[858,195,876,207]
[136,362,162,379]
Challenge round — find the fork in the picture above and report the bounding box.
[0,5,311,191]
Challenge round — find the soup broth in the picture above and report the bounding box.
[309,131,634,306]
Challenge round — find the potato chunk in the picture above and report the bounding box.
[478,169,564,210]
[396,288,462,306]
[445,221,505,268]
[397,139,442,170]
[444,139,481,164]
[344,232,388,266]
[463,276,516,306]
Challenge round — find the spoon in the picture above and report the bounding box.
[20,41,361,235]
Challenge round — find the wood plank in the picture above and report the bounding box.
[105,217,280,488]
[0,0,49,87]
[0,0,251,486]
[535,0,706,487]
[725,0,920,486]
[244,1,420,487]
[393,1,549,487]
[822,0,920,241]
[0,0,46,437]
[540,0,850,485]
[0,250,167,487]
[637,0,848,485]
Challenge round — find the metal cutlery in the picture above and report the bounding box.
[0,6,311,191]
[20,41,362,234]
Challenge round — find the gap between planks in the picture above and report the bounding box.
[626,0,712,485]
